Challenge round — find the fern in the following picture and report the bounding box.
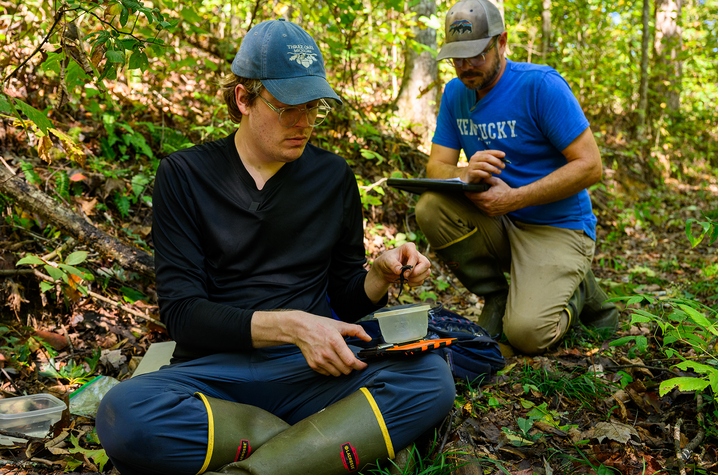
[55,170,70,200]
[19,161,41,186]
[114,192,130,218]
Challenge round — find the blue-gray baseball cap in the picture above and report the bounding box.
[231,19,342,106]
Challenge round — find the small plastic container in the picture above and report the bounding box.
[374,304,430,344]
[0,394,66,437]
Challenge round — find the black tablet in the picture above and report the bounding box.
[387,178,489,194]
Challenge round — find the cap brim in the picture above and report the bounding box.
[262,76,342,106]
[436,37,492,61]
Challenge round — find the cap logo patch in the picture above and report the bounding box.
[340,442,359,472]
[287,44,318,68]
[449,19,472,35]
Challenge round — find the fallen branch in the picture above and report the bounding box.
[0,162,155,278]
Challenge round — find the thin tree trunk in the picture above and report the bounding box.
[636,0,651,136]
[654,0,683,111]
[541,0,551,62]
[395,0,438,152]
[0,162,155,278]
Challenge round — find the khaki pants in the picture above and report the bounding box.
[415,192,595,354]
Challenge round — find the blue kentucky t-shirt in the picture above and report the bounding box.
[432,59,597,240]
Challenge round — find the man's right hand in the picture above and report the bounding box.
[251,310,371,377]
[460,149,507,183]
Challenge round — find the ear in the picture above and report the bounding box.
[498,31,508,53]
[235,84,251,116]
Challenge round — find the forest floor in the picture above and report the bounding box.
[0,148,717,474]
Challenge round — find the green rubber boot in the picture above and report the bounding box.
[435,228,508,337]
[565,270,619,332]
[195,393,291,473]
[206,388,395,475]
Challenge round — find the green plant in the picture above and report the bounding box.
[16,250,94,299]
[40,349,101,385]
[618,296,718,396]
[516,364,617,408]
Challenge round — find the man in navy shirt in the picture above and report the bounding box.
[96,19,455,475]
[415,0,618,354]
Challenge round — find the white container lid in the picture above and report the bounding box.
[374,304,431,318]
[0,394,66,420]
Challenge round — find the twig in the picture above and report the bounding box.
[680,393,706,462]
[439,409,455,454]
[87,290,164,327]
[2,8,68,87]
[1,367,23,395]
[674,418,687,475]
[606,363,681,376]
[0,269,34,276]
[41,237,76,261]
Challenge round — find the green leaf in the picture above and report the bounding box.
[674,361,717,375]
[14,99,53,134]
[58,264,86,279]
[39,281,54,293]
[120,286,146,303]
[677,304,718,336]
[44,265,65,281]
[120,7,130,27]
[659,377,710,396]
[69,433,109,471]
[16,255,44,266]
[65,251,88,266]
[106,49,126,64]
[180,7,203,24]
[609,336,636,347]
[129,51,149,72]
[0,93,14,114]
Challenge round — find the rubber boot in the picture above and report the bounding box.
[435,228,508,338]
[206,388,395,475]
[565,270,619,332]
[195,393,291,473]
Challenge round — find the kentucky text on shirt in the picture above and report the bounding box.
[456,119,517,140]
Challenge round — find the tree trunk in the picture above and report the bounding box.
[636,0,651,136]
[541,0,551,62]
[395,0,438,153]
[0,163,155,278]
[653,0,682,112]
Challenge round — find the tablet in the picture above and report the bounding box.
[387,178,489,194]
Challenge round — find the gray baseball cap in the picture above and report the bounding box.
[231,19,342,105]
[437,0,505,61]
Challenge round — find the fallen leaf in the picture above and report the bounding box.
[34,330,69,351]
[593,421,640,444]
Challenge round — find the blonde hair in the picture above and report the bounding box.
[220,75,264,123]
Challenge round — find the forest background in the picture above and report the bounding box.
[0,0,717,474]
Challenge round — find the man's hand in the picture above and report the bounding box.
[364,242,432,303]
[460,150,506,183]
[251,311,371,377]
[466,176,521,216]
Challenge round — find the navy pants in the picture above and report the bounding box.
[96,344,455,475]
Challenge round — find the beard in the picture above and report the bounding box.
[458,53,502,91]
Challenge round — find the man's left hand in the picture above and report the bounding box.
[365,243,431,303]
[466,176,520,216]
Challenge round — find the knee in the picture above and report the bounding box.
[415,192,442,234]
[503,319,551,355]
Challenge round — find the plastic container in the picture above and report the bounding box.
[374,304,430,344]
[0,394,66,437]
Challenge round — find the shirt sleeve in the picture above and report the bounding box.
[535,71,590,152]
[326,166,388,321]
[152,157,254,353]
